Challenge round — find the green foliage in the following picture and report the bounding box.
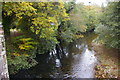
[70,3,89,32]
[13,36,38,51]
[95,2,120,49]
[6,35,38,74]
[2,2,37,36]
[3,2,36,17]
[58,3,87,42]
[3,1,70,74]
[31,2,69,40]
[84,4,101,31]
[64,1,75,13]
[7,54,37,74]
[2,1,106,75]
[58,3,101,42]
[3,1,69,47]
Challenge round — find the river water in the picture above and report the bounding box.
[11,33,99,79]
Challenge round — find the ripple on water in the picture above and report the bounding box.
[71,48,98,78]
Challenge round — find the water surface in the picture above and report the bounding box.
[11,33,98,78]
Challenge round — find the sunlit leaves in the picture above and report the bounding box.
[6,35,38,74]
[3,1,70,74]
[3,1,69,43]
[29,2,69,42]
[3,2,37,18]
[18,38,37,50]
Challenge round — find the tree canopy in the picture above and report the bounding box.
[2,2,70,74]
[95,2,120,49]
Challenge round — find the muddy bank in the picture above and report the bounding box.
[92,43,119,78]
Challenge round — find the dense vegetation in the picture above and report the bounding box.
[2,1,119,75]
[3,2,70,74]
[2,1,91,74]
[95,2,120,49]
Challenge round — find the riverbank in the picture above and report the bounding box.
[92,43,119,78]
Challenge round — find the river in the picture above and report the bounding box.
[11,33,99,79]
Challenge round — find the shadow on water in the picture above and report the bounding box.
[10,33,98,79]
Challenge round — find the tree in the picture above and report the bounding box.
[84,4,101,31]
[95,2,120,49]
[2,1,69,74]
[58,3,88,42]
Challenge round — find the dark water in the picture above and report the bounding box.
[11,33,98,79]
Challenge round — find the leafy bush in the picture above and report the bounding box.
[6,35,38,74]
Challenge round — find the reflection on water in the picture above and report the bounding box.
[72,47,97,78]
[55,59,61,68]
[11,33,98,78]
